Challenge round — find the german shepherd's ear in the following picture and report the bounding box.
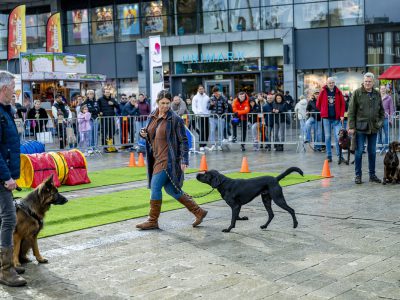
[44,174,54,187]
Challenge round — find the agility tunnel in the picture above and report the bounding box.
[16,153,61,188]
[58,150,91,186]
[20,141,45,154]
[17,150,90,188]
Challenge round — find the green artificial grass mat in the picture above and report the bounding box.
[38,172,322,238]
[13,167,198,198]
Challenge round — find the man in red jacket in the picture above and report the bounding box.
[317,77,345,163]
[232,91,250,151]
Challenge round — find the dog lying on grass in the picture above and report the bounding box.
[196,167,303,233]
[13,175,68,267]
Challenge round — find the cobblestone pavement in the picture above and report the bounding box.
[1,147,399,299]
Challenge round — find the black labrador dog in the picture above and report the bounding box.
[196,167,303,232]
[383,141,400,185]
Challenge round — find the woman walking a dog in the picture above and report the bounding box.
[136,90,207,230]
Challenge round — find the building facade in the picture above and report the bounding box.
[1,0,400,99]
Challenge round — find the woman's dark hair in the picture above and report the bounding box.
[275,93,284,102]
[156,90,172,102]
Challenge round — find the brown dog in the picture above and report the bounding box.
[13,175,68,267]
[383,141,400,185]
[338,128,352,165]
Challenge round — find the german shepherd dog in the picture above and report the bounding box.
[13,175,68,267]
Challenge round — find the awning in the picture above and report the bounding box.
[21,72,106,82]
[378,66,400,80]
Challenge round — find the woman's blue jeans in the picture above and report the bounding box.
[355,132,377,177]
[150,170,183,200]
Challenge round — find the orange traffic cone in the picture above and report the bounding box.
[240,157,251,173]
[137,153,146,167]
[128,152,137,167]
[199,155,208,172]
[321,159,333,178]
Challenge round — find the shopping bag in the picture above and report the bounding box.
[36,131,54,144]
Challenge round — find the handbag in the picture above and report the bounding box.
[14,118,25,134]
[36,131,54,144]
[66,127,77,144]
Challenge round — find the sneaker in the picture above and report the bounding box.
[217,145,222,151]
[369,175,382,183]
[209,145,217,151]
[327,157,332,162]
[228,136,233,142]
[355,175,362,184]
[241,145,246,152]
[232,138,237,143]
[199,147,205,152]
[222,139,228,143]
[304,140,309,144]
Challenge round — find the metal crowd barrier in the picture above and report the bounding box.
[18,111,400,154]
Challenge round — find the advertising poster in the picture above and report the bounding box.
[46,12,63,53]
[54,53,87,73]
[14,74,22,104]
[118,4,140,36]
[202,0,227,34]
[8,5,26,60]
[92,6,114,40]
[71,9,89,41]
[143,1,165,34]
[149,36,164,109]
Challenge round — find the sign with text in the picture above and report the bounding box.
[149,35,164,109]
[182,51,245,64]
[46,12,63,53]
[8,5,26,60]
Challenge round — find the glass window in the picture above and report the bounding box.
[202,0,228,33]
[0,14,8,30]
[117,4,140,41]
[329,0,363,26]
[37,26,46,48]
[234,0,260,8]
[142,1,168,36]
[365,0,400,24]
[262,0,292,5]
[175,0,198,35]
[232,41,260,58]
[230,8,260,31]
[294,2,328,28]
[91,6,114,43]
[26,27,39,49]
[26,14,37,27]
[0,30,7,51]
[294,0,322,3]
[262,5,293,29]
[37,12,51,26]
[67,9,88,24]
[66,9,89,46]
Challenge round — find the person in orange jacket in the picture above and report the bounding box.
[232,91,250,151]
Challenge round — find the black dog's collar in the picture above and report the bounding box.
[15,200,43,227]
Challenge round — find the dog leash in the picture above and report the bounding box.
[164,170,215,199]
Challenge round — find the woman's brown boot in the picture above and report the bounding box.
[178,194,208,227]
[136,200,162,230]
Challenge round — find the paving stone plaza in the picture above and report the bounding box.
[1,149,399,299]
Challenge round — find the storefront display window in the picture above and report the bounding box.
[0,30,6,51]
[202,0,228,34]
[91,6,114,44]
[365,0,400,24]
[294,2,328,29]
[37,12,51,26]
[175,0,198,35]
[38,26,46,48]
[262,5,293,29]
[262,0,292,4]
[142,1,168,36]
[367,32,383,66]
[26,14,38,27]
[329,0,363,27]
[230,8,260,32]
[67,9,89,46]
[118,78,139,96]
[297,70,328,98]
[117,4,140,41]
[26,27,39,49]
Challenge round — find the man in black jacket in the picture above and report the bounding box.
[207,86,228,151]
[98,88,120,152]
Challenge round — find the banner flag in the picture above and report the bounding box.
[8,4,26,60]
[46,12,63,53]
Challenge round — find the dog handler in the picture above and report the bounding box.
[136,90,207,230]
[0,71,27,286]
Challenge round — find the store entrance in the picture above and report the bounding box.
[204,79,234,99]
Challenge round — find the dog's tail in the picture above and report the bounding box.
[276,167,304,182]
